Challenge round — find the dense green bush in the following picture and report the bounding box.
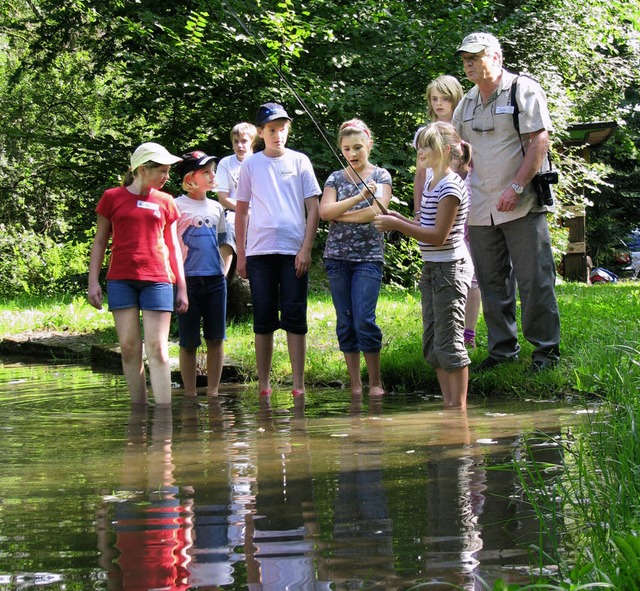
[0,0,638,293]
[0,224,90,297]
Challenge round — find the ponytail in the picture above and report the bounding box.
[121,161,164,186]
[455,140,473,176]
[121,168,135,187]
[415,121,472,174]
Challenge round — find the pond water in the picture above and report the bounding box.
[0,359,583,591]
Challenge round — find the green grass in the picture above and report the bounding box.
[1,282,638,399]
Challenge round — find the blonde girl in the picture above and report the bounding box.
[88,142,188,407]
[414,75,481,350]
[375,122,472,408]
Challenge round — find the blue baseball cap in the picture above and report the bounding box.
[256,102,292,125]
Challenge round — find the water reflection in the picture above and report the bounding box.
[323,394,396,589]
[180,399,241,588]
[420,410,485,590]
[0,361,579,590]
[97,407,192,590]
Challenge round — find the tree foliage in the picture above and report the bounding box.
[0,0,638,293]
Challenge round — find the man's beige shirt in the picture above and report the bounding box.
[452,69,554,226]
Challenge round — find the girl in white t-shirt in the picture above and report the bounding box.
[374,122,473,409]
[235,103,321,397]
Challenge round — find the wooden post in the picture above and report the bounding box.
[562,205,588,282]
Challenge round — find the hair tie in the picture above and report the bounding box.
[343,123,370,138]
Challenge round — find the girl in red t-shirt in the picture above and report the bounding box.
[88,142,188,406]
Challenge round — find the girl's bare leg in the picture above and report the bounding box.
[363,351,385,396]
[142,310,173,407]
[112,308,147,405]
[344,352,363,396]
[435,366,468,409]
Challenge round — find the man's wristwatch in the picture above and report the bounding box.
[511,183,524,195]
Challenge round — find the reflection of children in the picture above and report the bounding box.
[104,407,192,590]
[175,151,229,400]
[216,122,257,263]
[374,122,472,408]
[88,142,188,407]
[319,119,391,397]
[235,103,321,396]
[413,75,481,350]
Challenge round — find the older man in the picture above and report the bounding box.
[452,32,560,372]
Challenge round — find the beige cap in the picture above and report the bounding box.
[130,142,182,172]
[456,32,501,54]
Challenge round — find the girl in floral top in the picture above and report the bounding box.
[319,119,392,397]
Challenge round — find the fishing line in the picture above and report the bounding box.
[217,0,387,214]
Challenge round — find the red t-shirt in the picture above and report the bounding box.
[96,186,180,282]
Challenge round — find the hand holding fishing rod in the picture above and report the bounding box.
[357,177,388,215]
[319,117,392,397]
[372,209,413,233]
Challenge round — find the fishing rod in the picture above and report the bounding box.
[218,0,387,215]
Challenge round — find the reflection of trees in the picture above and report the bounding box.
[97,406,192,591]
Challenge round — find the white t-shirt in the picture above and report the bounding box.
[215,154,242,199]
[236,149,321,256]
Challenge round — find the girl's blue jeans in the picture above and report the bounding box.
[324,259,383,354]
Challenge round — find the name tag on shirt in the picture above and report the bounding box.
[137,200,160,211]
[495,105,515,114]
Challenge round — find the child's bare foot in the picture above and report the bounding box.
[206,390,219,398]
[369,385,385,396]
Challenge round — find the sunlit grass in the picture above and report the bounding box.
[2,282,638,398]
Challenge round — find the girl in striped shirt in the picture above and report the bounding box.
[374,122,473,408]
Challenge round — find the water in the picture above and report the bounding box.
[0,359,582,590]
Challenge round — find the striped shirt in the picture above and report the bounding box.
[418,170,469,262]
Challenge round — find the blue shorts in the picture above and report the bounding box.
[178,275,227,348]
[107,280,174,312]
[246,254,308,335]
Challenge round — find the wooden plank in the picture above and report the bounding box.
[566,241,586,254]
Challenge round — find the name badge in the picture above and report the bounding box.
[495,105,515,115]
[137,200,160,211]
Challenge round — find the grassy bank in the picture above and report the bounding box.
[0,281,637,399]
